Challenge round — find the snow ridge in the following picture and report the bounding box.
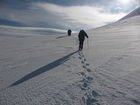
[120,7,140,20]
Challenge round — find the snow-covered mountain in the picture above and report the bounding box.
[94,7,140,30]
[120,6,140,20]
[0,25,66,35]
[0,8,140,105]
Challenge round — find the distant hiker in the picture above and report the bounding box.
[78,30,88,51]
[68,29,72,36]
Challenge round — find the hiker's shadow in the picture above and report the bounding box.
[10,50,78,87]
[56,35,68,39]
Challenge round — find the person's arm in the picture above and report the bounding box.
[85,32,88,38]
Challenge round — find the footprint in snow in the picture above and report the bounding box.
[83,96,98,105]
[91,90,99,97]
[78,72,86,76]
[83,65,87,69]
[81,61,84,64]
[80,83,90,90]
[79,56,82,59]
[86,76,93,82]
[86,63,90,66]
[80,77,93,83]
[87,68,91,72]
[83,58,86,61]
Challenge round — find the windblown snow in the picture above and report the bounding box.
[0,16,140,105]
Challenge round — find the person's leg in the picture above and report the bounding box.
[79,40,84,50]
[81,41,84,50]
[79,41,81,50]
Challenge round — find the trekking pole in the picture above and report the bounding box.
[87,38,89,49]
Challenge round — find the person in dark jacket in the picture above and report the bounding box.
[68,29,72,36]
[78,30,88,51]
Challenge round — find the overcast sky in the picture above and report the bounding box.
[0,0,140,30]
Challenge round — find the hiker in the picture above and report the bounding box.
[68,29,72,36]
[78,30,88,51]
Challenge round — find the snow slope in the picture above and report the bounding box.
[0,16,140,105]
[120,7,140,20]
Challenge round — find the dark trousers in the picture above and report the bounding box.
[79,40,84,50]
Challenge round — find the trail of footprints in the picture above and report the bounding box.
[78,51,100,105]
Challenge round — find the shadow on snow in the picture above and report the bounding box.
[56,35,68,39]
[10,50,78,87]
